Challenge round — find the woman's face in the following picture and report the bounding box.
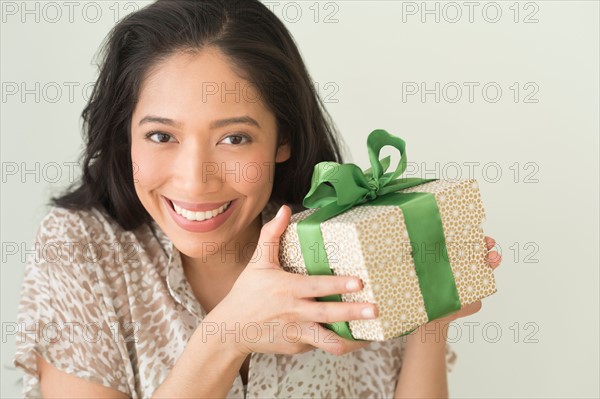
[130,47,290,259]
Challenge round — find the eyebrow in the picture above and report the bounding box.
[138,115,261,129]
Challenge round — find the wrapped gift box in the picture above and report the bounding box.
[278,131,497,341]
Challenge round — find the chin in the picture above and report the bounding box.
[171,238,208,260]
[174,231,242,262]
[169,226,254,266]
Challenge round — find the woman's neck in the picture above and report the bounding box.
[179,215,262,313]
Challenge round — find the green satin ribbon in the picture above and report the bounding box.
[296,129,462,340]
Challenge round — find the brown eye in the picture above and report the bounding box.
[146,131,174,143]
[221,134,251,145]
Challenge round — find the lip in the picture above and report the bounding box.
[163,196,238,233]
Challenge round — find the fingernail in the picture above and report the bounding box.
[275,205,285,219]
[346,279,360,291]
[361,307,376,319]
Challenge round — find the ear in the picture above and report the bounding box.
[275,141,291,163]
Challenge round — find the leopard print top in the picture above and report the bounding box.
[13,202,456,398]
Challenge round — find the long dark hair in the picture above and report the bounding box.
[51,0,346,231]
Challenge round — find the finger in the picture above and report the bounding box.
[291,274,364,298]
[484,236,496,250]
[486,251,502,269]
[300,323,371,356]
[297,300,379,324]
[252,204,291,268]
[439,300,483,323]
[462,300,482,316]
[346,340,371,349]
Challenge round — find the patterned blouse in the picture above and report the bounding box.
[13,201,456,398]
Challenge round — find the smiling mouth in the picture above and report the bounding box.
[165,198,233,222]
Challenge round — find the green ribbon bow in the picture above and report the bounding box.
[296,129,462,340]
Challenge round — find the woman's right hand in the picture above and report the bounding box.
[207,204,377,358]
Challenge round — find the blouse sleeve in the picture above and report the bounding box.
[12,207,131,398]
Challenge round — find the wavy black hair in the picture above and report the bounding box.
[50,0,346,231]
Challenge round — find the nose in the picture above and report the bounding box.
[173,141,223,198]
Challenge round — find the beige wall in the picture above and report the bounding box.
[1,1,598,397]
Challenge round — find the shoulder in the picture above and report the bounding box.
[24,205,150,300]
[33,205,149,266]
[24,204,124,288]
[35,205,123,243]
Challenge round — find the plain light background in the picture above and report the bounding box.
[1,1,598,397]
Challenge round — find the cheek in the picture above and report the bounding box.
[131,144,165,190]
[232,154,276,190]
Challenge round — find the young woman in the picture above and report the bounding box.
[13,1,502,397]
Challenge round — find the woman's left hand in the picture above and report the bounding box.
[434,236,502,325]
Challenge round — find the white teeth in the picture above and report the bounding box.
[172,201,232,222]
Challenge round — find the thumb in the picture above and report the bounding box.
[252,204,291,268]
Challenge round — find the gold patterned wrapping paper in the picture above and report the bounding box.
[279,178,497,341]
